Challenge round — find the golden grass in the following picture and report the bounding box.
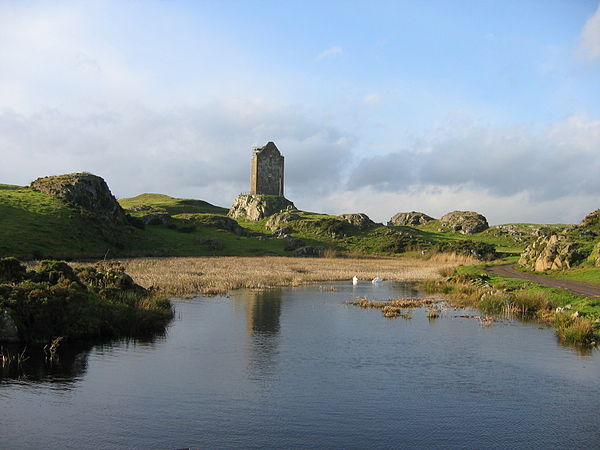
[118,256,457,297]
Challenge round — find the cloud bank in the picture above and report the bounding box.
[578,3,600,61]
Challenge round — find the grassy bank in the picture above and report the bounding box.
[424,265,600,347]
[117,255,466,297]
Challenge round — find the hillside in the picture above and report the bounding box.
[1,173,598,268]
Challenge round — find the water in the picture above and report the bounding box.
[1,281,599,449]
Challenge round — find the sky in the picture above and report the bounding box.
[1,0,599,225]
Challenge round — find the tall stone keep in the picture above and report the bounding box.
[250,141,284,196]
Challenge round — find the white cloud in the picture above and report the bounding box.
[362,93,380,106]
[315,45,343,62]
[577,3,600,61]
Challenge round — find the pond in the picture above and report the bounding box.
[1,281,599,449]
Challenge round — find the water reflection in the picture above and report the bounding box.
[242,289,283,379]
[0,343,91,383]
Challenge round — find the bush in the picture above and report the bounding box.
[0,257,27,283]
[430,240,497,261]
[0,260,172,343]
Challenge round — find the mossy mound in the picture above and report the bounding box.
[31,173,129,225]
[0,258,173,343]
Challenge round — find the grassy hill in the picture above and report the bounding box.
[0,176,594,264]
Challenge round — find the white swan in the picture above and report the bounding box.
[371,277,383,284]
[352,276,359,285]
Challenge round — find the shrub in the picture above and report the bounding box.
[0,257,27,283]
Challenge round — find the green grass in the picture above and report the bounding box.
[119,193,229,216]
[528,267,600,286]
[0,184,128,259]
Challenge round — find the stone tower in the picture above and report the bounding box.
[250,141,284,196]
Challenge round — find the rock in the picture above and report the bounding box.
[0,309,19,343]
[580,209,600,229]
[141,213,172,226]
[265,208,301,232]
[439,211,489,234]
[518,234,585,271]
[430,240,497,261]
[197,237,225,250]
[593,242,600,268]
[283,237,305,251]
[388,211,434,227]
[30,172,129,225]
[338,213,375,231]
[228,194,295,222]
[293,246,324,257]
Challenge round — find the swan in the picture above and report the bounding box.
[352,276,359,285]
[371,277,383,284]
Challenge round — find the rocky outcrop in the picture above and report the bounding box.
[30,173,128,225]
[338,213,375,231]
[228,194,295,222]
[518,234,585,272]
[580,209,600,229]
[388,211,434,227]
[141,213,172,226]
[439,211,489,234]
[593,242,600,268]
[265,208,301,232]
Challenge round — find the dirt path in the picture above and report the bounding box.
[486,264,600,298]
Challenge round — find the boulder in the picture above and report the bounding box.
[338,213,375,231]
[228,194,295,222]
[283,237,305,251]
[293,246,324,257]
[518,234,585,272]
[439,211,489,234]
[388,211,434,227]
[30,173,129,225]
[265,208,301,232]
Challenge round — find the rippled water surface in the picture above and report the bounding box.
[1,281,599,449]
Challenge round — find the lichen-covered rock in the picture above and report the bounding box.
[30,172,128,225]
[439,211,489,234]
[265,208,301,232]
[592,241,600,268]
[338,213,375,231]
[228,194,295,221]
[518,234,585,272]
[184,214,244,235]
[388,211,434,227]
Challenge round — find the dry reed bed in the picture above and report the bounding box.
[119,256,459,297]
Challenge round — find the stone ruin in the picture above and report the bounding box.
[250,141,284,196]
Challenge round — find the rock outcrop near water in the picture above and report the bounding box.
[439,211,489,234]
[518,234,585,271]
[388,211,434,227]
[228,194,295,221]
[338,213,375,231]
[31,172,129,225]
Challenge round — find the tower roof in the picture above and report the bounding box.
[253,141,281,156]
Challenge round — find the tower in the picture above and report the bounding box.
[250,141,284,196]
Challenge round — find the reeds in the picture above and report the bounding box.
[116,256,458,297]
[0,346,29,368]
[350,296,439,319]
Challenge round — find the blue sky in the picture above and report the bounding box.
[1,0,600,224]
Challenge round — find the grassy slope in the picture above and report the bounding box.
[0,184,121,258]
[119,193,228,216]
